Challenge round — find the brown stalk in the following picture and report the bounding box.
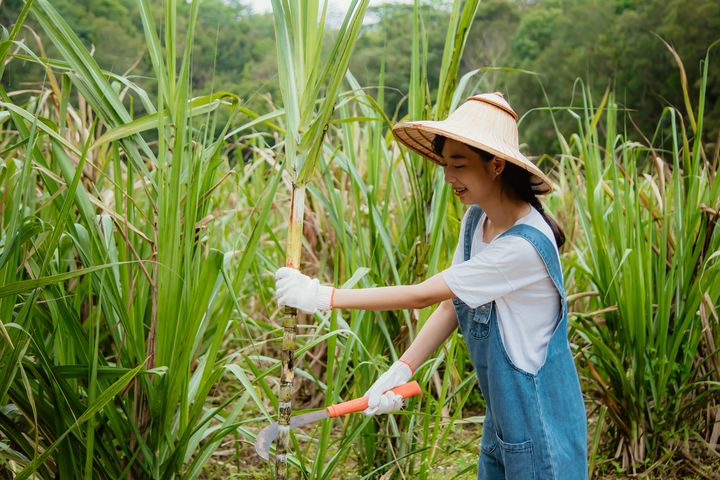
[275,182,306,479]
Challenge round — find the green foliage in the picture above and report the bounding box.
[0,0,278,477]
[347,3,448,118]
[0,0,277,115]
[3,0,718,158]
[461,0,520,70]
[1,0,718,478]
[500,0,720,155]
[1,0,145,90]
[508,5,561,65]
[558,47,720,470]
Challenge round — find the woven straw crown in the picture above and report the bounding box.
[392,92,554,194]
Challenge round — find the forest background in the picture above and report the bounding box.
[3,0,719,156]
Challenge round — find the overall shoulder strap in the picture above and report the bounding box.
[463,205,484,261]
[500,225,571,356]
[498,224,564,295]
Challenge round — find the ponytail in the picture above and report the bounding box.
[500,162,566,249]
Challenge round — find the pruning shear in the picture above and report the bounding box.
[254,381,422,460]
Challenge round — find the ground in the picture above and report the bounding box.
[198,415,719,479]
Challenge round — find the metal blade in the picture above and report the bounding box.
[254,409,329,460]
[290,408,328,428]
[254,423,278,460]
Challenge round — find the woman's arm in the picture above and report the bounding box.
[399,299,458,369]
[362,298,459,416]
[332,272,455,311]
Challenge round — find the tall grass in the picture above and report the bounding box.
[558,43,720,474]
[0,0,281,477]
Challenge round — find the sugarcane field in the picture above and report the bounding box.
[1,0,719,478]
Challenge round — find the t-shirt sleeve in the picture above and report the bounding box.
[441,236,551,308]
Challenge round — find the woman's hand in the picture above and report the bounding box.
[363,360,414,416]
[274,267,334,314]
[362,301,457,416]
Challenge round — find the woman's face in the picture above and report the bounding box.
[440,138,501,205]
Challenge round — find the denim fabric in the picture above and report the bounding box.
[453,205,587,480]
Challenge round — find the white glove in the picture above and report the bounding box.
[274,267,334,314]
[363,360,414,416]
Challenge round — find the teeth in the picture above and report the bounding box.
[454,187,467,194]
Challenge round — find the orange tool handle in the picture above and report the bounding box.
[326,381,422,418]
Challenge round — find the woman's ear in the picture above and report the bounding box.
[492,157,506,178]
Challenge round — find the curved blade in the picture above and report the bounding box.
[254,409,329,460]
[254,423,279,461]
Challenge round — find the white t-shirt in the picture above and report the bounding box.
[441,206,561,375]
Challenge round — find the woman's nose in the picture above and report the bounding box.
[443,167,454,183]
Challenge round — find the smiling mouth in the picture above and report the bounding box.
[453,187,467,194]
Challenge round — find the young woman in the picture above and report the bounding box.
[274,93,588,479]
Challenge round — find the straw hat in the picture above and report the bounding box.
[392,92,554,194]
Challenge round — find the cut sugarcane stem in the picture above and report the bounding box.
[275,183,305,479]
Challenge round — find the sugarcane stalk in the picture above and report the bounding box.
[268,2,369,475]
[275,183,306,479]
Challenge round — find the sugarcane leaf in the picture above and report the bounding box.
[91,92,239,149]
[15,362,145,480]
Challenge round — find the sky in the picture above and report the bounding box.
[240,0,417,27]
[243,0,414,15]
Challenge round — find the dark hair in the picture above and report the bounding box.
[432,135,565,248]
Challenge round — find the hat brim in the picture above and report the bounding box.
[392,120,554,195]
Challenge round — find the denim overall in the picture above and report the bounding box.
[452,205,587,480]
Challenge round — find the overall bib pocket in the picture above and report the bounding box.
[471,302,492,339]
[452,298,492,339]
